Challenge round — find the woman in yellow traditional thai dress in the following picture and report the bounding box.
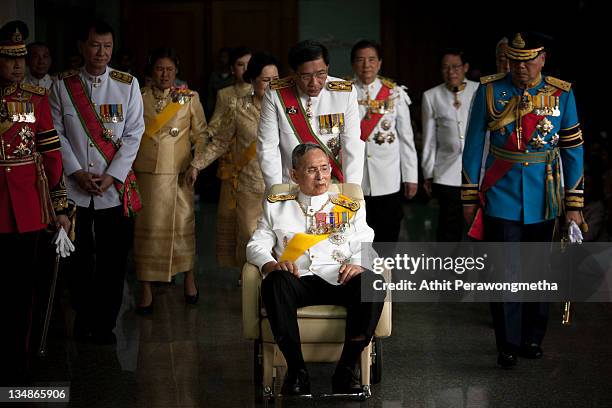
[198,52,279,270]
[207,46,252,267]
[133,47,207,313]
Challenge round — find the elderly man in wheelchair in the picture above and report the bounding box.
[246,143,385,397]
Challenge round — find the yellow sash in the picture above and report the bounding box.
[280,233,329,262]
[279,197,356,262]
[143,102,183,139]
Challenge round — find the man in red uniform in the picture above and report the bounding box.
[0,20,70,385]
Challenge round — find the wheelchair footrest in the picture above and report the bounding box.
[274,385,371,401]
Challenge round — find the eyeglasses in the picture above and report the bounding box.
[441,64,464,72]
[305,165,331,175]
[296,70,328,82]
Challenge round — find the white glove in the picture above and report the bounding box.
[568,220,583,244]
[54,228,75,258]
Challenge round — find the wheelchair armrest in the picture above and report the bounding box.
[374,269,392,338]
[242,262,263,340]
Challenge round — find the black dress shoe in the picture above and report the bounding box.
[184,288,199,305]
[497,351,518,368]
[519,343,543,359]
[332,363,362,394]
[281,368,310,396]
[135,301,154,315]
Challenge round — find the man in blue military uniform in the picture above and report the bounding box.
[462,32,584,368]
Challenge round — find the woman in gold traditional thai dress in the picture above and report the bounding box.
[207,46,252,267]
[133,47,207,313]
[198,52,279,270]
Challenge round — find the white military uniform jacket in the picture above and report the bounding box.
[355,76,418,196]
[257,75,364,189]
[246,190,375,285]
[50,66,145,209]
[421,80,478,187]
[23,71,55,90]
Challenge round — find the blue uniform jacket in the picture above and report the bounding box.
[461,73,583,224]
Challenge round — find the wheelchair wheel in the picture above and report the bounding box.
[370,338,382,384]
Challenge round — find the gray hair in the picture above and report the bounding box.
[291,143,326,169]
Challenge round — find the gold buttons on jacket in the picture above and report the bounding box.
[5,167,11,172]
[89,162,94,167]
[170,128,179,137]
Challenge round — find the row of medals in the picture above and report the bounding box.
[0,101,35,123]
[309,213,350,264]
[361,97,396,145]
[317,113,344,158]
[307,212,350,246]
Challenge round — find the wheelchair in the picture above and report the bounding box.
[241,183,392,402]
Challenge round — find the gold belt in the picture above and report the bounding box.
[490,145,557,163]
[490,145,561,219]
[0,157,35,166]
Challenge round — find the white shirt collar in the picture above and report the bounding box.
[81,66,109,84]
[354,76,380,91]
[297,190,329,207]
[25,72,51,84]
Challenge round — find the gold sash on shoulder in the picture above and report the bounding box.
[143,102,183,139]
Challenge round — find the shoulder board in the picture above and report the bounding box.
[270,76,295,90]
[378,76,396,89]
[110,70,134,84]
[327,80,353,92]
[545,76,572,92]
[19,83,46,96]
[267,193,297,203]
[479,72,506,85]
[331,195,360,211]
[58,69,79,80]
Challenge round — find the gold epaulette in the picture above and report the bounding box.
[267,193,297,203]
[480,72,506,85]
[19,83,46,96]
[270,76,295,90]
[331,195,360,211]
[326,80,353,92]
[545,76,572,92]
[110,70,133,84]
[379,76,396,89]
[58,69,79,80]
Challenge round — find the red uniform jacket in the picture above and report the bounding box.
[1,82,67,233]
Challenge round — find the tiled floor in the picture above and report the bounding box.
[27,201,612,407]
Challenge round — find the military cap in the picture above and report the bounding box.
[505,31,547,61]
[0,20,29,58]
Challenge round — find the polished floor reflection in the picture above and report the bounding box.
[28,201,612,408]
